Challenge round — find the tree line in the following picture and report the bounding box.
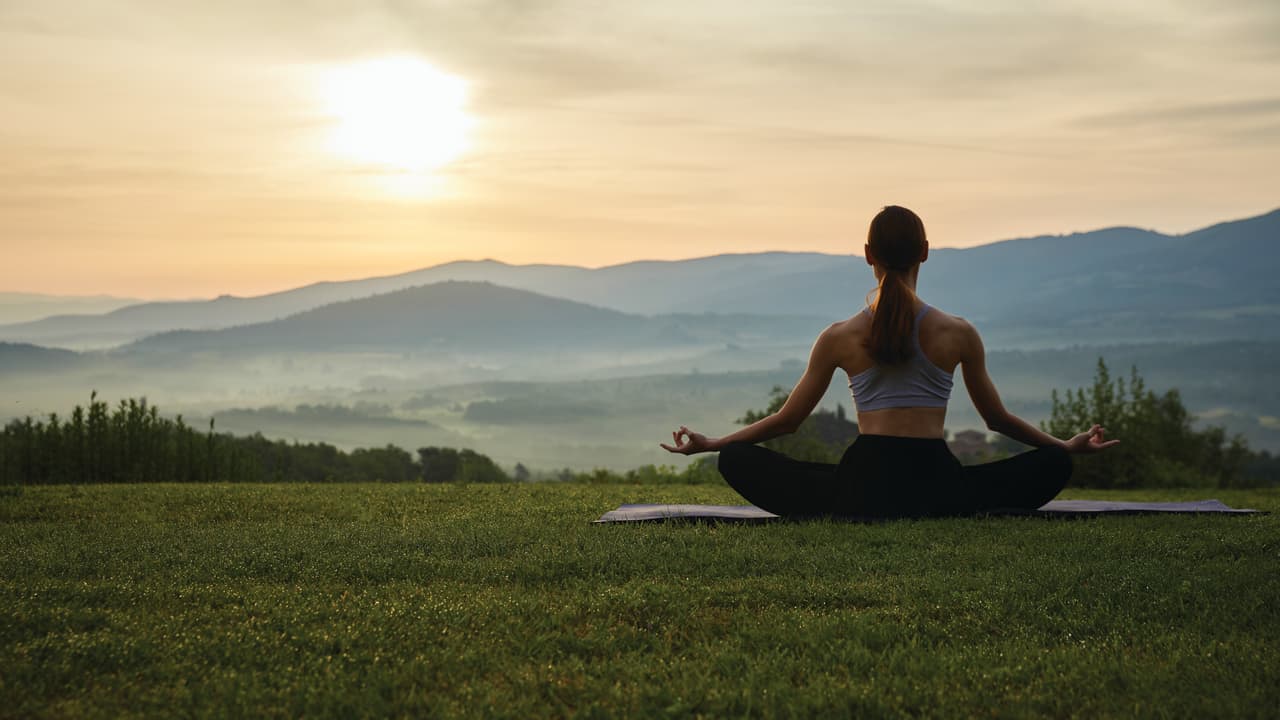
[0,393,509,485]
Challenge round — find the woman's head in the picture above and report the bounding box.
[865,205,928,275]
[864,206,928,365]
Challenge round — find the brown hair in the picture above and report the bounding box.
[866,205,927,365]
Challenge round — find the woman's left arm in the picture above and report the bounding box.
[661,325,841,454]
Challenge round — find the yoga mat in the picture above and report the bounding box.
[595,499,1262,524]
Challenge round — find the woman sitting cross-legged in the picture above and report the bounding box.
[660,205,1119,519]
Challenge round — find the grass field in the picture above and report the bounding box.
[2,483,1277,718]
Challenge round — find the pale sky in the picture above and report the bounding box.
[1,0,1277,298]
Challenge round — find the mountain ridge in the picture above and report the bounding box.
[115,280,827,356]
[2,207,1277,349]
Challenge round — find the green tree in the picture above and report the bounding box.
[417,447,510,483]
[1044,358,1251,488]
[350,445,417,482]
[737,386,859,463]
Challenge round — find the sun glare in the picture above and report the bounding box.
[319,56,473,176]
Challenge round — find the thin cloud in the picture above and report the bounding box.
[546,103,1071,160]
[1074,97,1280,129]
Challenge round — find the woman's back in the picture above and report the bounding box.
[825,300,975,439]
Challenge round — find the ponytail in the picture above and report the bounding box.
[868,269,915,365]
[864,205,927,365]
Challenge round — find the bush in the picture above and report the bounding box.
[561,457,722,485]
[737,386,859,463]
[1044,359,1252,488]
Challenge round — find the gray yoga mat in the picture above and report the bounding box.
[595,499,1262,523]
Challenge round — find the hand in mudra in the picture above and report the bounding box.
[660,426,713,455]
[1064,424,1120,454]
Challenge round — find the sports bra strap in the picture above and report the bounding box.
[848,303,952,412]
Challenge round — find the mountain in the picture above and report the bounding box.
[0,342,86,372]
[0,253,834,349]
[606,210,1280,344]
[119,281,826,356]
[0,293,144,325]
[2,208,1277,349]
[0,262,565,349]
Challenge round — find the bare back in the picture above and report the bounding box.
[823,301,973,439]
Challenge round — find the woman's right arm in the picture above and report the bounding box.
[959,321,1118,453]
[660,324,842,454]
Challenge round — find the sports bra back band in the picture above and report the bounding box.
[847,304,954,412]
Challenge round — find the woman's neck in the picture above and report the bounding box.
[875,266,922,295]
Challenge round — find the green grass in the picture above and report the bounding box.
[2,484,1277,719]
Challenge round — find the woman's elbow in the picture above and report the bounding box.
[773,413,803,435]
[983,412,1011,434]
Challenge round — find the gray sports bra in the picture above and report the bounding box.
[847,304,954,412]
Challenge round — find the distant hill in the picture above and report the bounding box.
[119,281,826,356]
[0,342,86,373]
[2,208,1277,349]
[605,210,1280,344]
[0,253,834,349]
[0,293,143,325]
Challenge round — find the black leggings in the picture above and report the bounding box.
[717,434,1072,518]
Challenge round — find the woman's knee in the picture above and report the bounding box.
[1043,444,1072,479]
[1037,444,1072,495]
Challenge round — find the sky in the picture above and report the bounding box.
[1,0,1278,298]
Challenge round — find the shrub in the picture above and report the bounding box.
[737,386,859,463]
[1044,358,1252,488]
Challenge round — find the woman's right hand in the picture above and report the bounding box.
[660,426,715,455]
[1063,424,1120,454]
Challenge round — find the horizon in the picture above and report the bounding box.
[6,205,1277,302]
[3,2,1278,298]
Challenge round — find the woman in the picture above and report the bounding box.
[660,205,1118,518]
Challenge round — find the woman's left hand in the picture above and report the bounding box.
[1063,424,1120,454]
[660,426,714,455]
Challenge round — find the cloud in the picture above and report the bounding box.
[1075,97,1280,128]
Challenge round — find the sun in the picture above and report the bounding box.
[319,56,473,175]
